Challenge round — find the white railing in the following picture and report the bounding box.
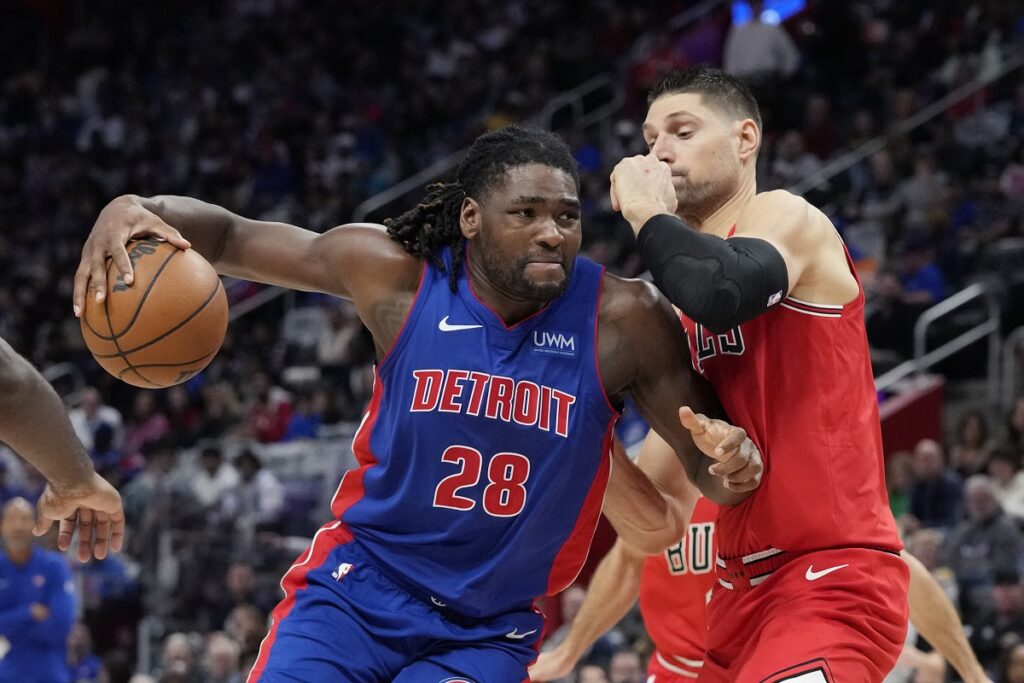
[875,283,1001,403]
[1002,325,1024,409]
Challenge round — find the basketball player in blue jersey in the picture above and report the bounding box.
[74,125,762,682]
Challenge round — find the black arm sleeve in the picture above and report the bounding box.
[636,213,789,333]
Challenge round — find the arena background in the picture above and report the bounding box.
[2,0,1024,681]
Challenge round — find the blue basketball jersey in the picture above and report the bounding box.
[333,248,618,618]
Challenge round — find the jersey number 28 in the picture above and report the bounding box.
[432,445,531,517]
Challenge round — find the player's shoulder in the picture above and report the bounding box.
[599,272,666,323]
[740,190,833,242]
[324,222,424,287]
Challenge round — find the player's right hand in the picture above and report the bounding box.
[74,194,191,317]
[35,472,126,562]
[529,647,577,681]
[679,406,762,492]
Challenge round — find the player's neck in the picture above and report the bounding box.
[465,255,548,325]
[679,175,756,238]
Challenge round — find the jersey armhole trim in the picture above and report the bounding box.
[593,268,622,418]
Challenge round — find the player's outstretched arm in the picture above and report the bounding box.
[529,539,645,681]
[598,277,761,507]
[0,338,124,561]
[74,194,420,318]
[904,550,992,683]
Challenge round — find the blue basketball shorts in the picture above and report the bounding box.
[247,521,544,682]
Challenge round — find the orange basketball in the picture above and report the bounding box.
[80,238,228,388]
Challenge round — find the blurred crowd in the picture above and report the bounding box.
[2,0,1024,681]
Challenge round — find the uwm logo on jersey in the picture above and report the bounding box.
[691,323,745,374]
[532,330,577,357]
[664,521,715,575]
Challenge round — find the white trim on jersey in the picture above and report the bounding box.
[774,670,829,682]
[785,296,843,309]
[779,302,842,318]
[718,578,734,589]
[655,653,700,678]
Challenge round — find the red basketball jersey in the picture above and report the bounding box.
[678,244,900,560]
[639,497,718,669]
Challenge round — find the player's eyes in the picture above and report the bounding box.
[510,209,534,218]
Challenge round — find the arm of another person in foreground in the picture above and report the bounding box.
[529,539,645,681]
[604,428,701,555]
[0,338,124,561]
[904,550,991,683]
[599,279,761,506]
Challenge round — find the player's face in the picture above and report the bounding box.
[643,93,747,215]
[467,164,581,302]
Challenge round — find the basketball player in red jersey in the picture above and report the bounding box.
[529,430,990,683]
[608,66,910,680]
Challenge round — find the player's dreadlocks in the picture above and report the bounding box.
[385,124,579,291]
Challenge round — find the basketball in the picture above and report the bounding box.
[80,238,228,388]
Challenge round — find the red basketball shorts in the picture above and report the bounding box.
[698,547,909,682]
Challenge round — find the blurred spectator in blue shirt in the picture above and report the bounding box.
[0,498,76,683]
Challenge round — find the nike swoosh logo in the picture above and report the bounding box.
[505,628,538,640]
[805,563,849,581]
[439,315,483,332]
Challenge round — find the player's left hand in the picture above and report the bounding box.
[679,406,762,492]
[34,472,126,562]
[609,154,679,233]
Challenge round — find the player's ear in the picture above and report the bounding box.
[460,197,482,239]
[738,118,760,162]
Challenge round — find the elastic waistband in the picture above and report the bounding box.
[715,545,901,591]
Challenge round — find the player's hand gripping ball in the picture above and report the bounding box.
[80,239,228,387]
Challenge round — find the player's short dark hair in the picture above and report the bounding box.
[385,125,579,291]
[648,66,762,130]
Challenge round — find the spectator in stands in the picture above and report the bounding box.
[205,563,275,632]
[0,459,30,507]
[122,392,170,462]
[1001,642,1024,683]
[944,475,1024,620]
[769,130,823,190]
[201,632,242,683]
[577,662,610,683]
[165,386,200,449]
[608,650,645,683]
[193,383,244,443]
[157,633,200,683]
[989,448,1024,520]
[909,439,963,529]
[969,570,1024,672]
[801,94,841,161]
[0,499,76,683]
[887,451,916,521]
[895,237,948,306]
[244,374,291,444]
[67,623,106,683]
[895,149,949,235]
[951,410,995,479]
[191,446,240,515]
[722,0,800,84]
[225,450,284,536]
[69,387,123,454]
[1007,397,1024,453]
[281,392,322,441]
[224,605,265,664]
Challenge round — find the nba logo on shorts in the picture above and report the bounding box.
[331,562,354,581]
